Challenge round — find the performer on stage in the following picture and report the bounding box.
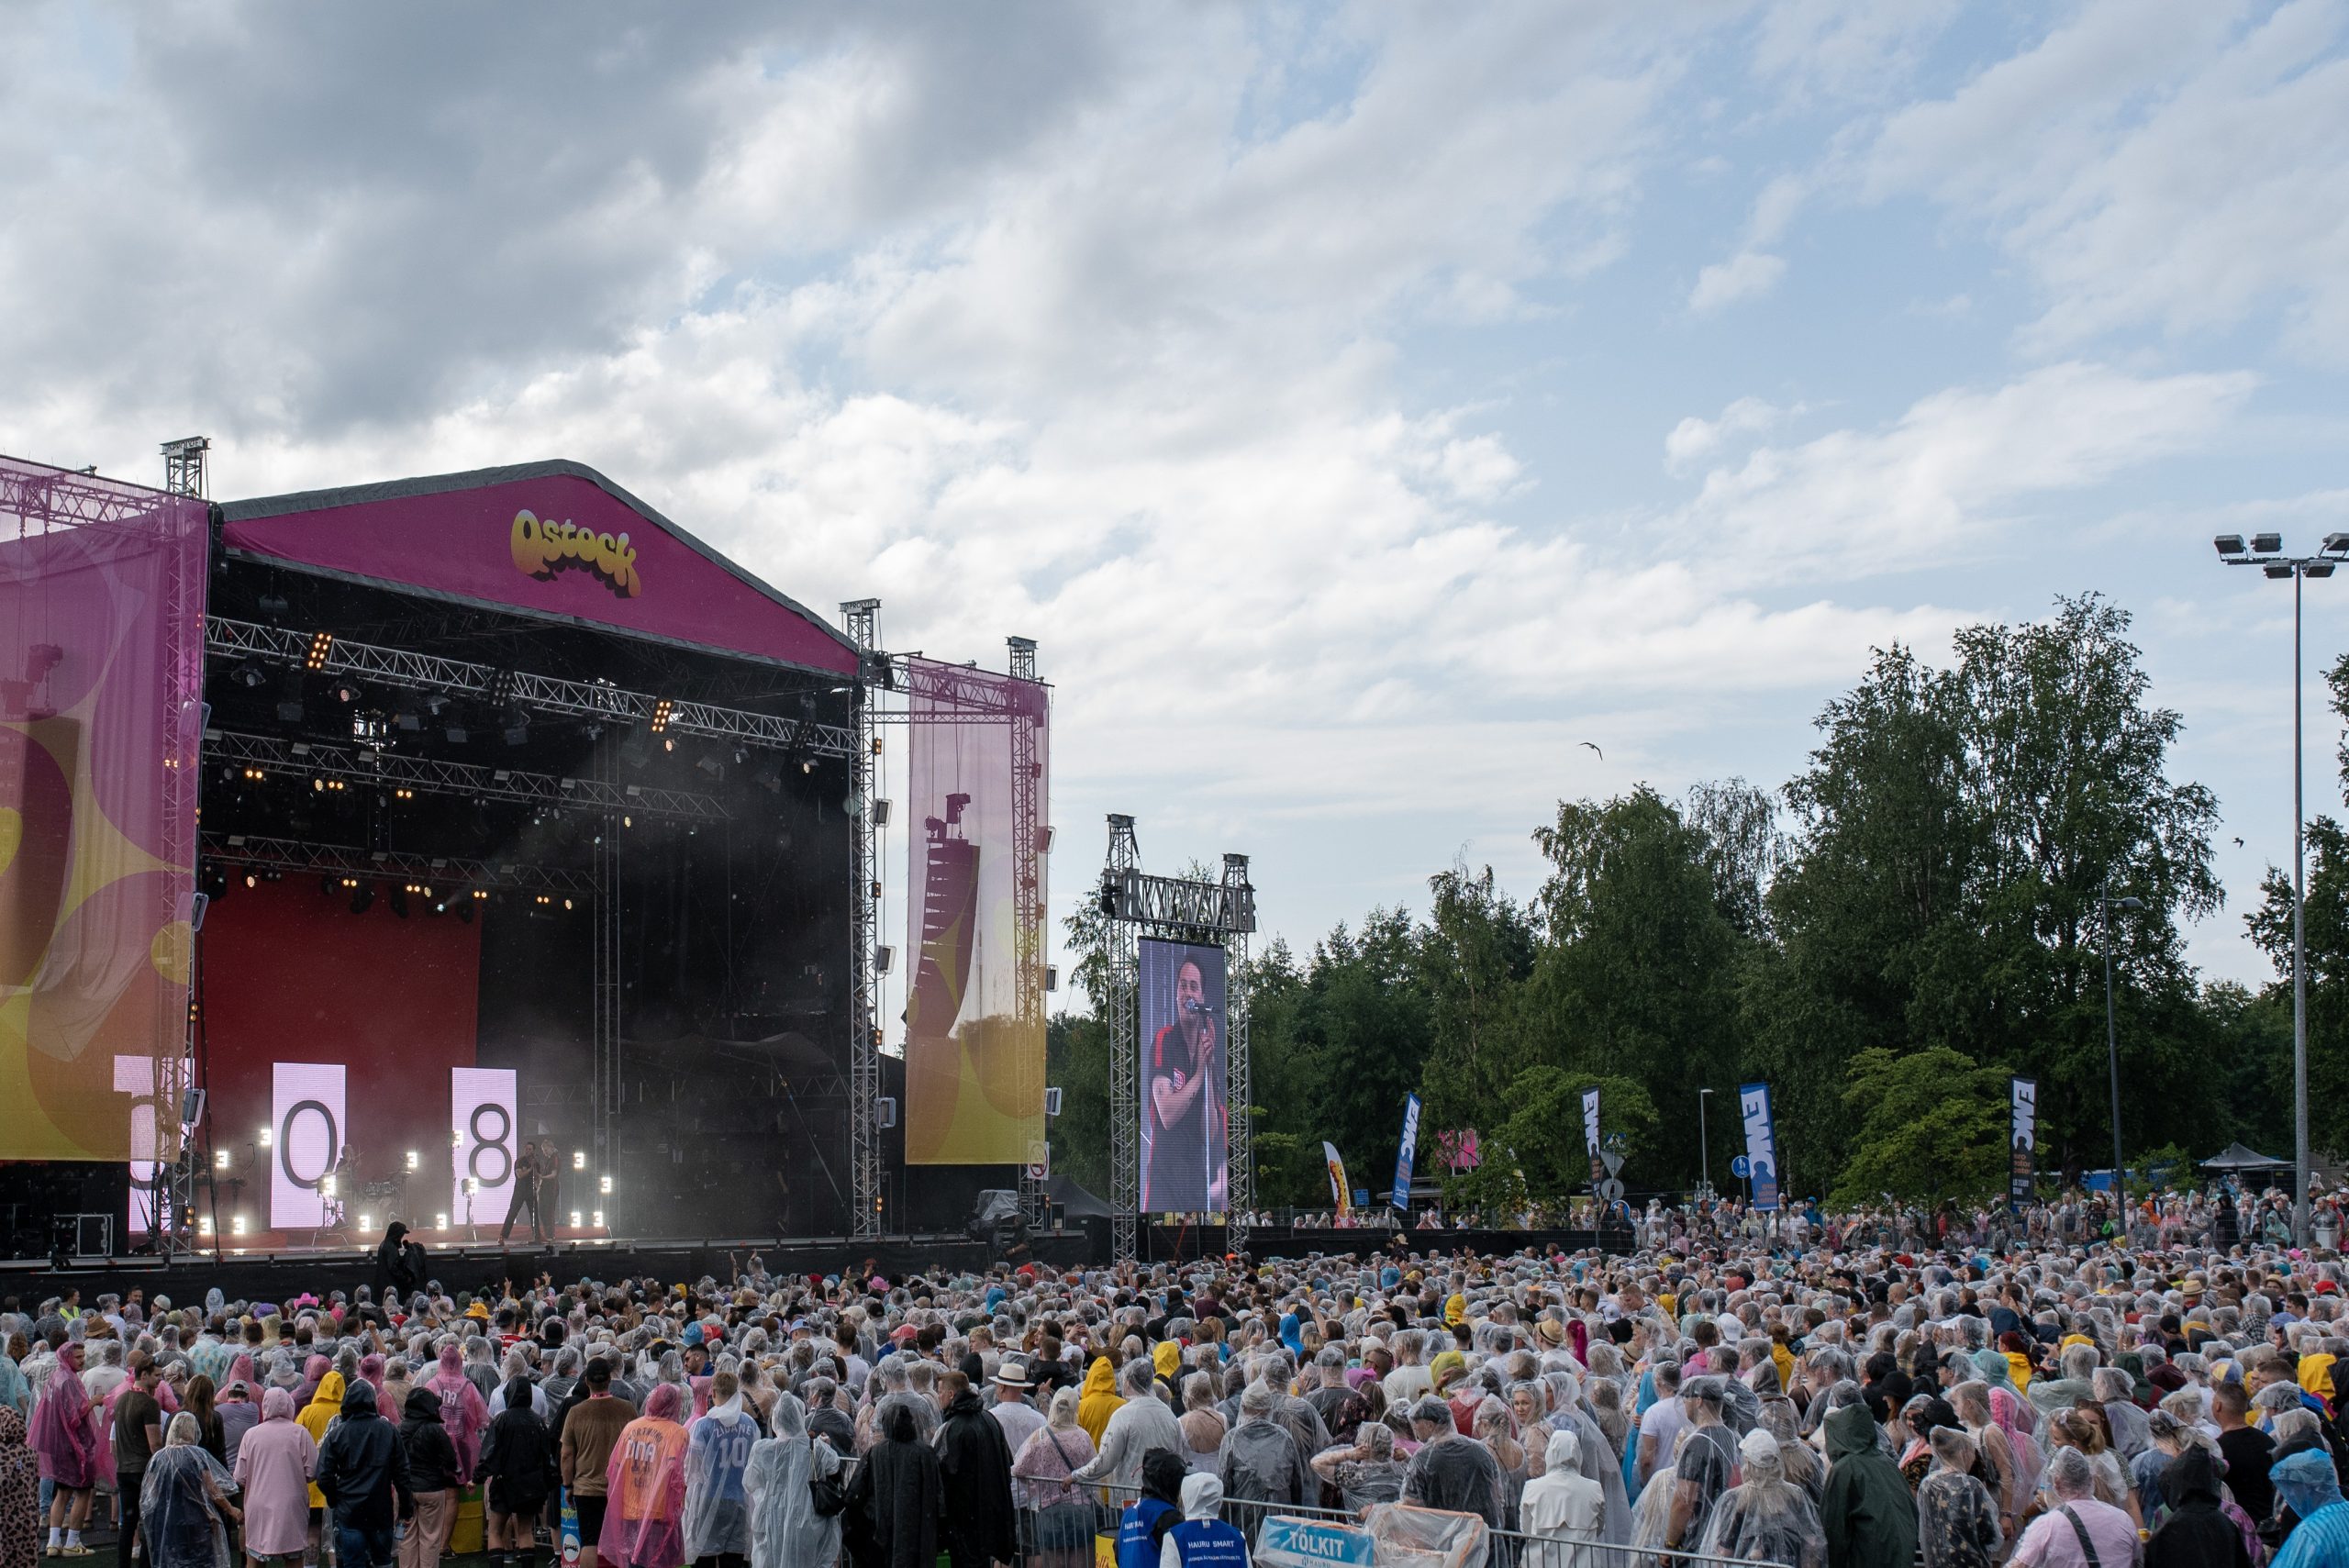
[1143,957,1227,1213]
[500,1140,551,1248]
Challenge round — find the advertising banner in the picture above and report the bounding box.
[2009,1076,2037,1211]
[903,658,1048,1164]
[1738,1081,1781,1212]
[1391,1092,1421,1208]
[0,460,206,1161]
[1138,939,1228,1212]
[270,1062,347,1229]
[1582,1086,1603,1186]
[1323,1141,1352,1218]
[451,1067,518,1228]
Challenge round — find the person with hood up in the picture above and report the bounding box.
[1073,1357,1188,1499]
[2145,1445,2251,1568]
[296,1367,346,1565]
[139,1413,239,1568]
[32,1340,101,1555]
[1403,1394,1503,1532]
[1217,1382,1309,1537]
[2269,1446,2349,1568]
[741,1392,838,1568]
[313,1381,412,1568]
[845,1401,941,1568]
[1819,1400,1919,1568]
[1077,1357,1124,1447]
[234,1388,317,1567]
[426,1344,490,1484]
[680,1371,757,1568]
[1697,1428,1829,1568]
[1913,1427,2001,1568]
[933,1370,1016,1568]
[480,1375,558,1568]
[373,1226,424,1302]
[2009,1447,2136,1568]
[395,1385,461,1568]
[1114,1449,1190,1568]
[1156,1473,1246,1568]
[1519,1429,1605,1568]
[601,1383,690,1568]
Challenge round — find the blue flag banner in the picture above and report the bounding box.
[1391,1092,1421,1209]
[1738,1082,1781,1212]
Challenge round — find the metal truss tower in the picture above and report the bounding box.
[1104,817,1141,1262]
[160,438,209,1255]
[1006,637,1049,1230]
[1220,853,1254,1249]
[842,600,884,1239]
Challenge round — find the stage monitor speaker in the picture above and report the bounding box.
[180,1087,206,1129]
[189,892,210,933]
[875,1096,897,1129]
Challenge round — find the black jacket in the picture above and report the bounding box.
[478,1383,559,1511]
[2146,1448,2251,1568]
[399,1388,462,1495]
[933,1390,1017,1565]
[846,1406,942,1568]
[316,1381,414,1529]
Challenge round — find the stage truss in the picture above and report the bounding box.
[1101,817,1256,1262]
[843,601,884,1240]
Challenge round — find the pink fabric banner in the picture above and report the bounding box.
[222,465,857,674]
[0,458,206,1160]
[902,658,1048,1165]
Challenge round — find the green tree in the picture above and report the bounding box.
[1490,1068,1656,1201]
[1831,1047,2009,1208]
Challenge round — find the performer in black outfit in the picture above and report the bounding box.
[1143,958,1227,1213]
[500,1140,551,1247]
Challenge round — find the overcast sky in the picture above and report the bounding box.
[8,1,2349,1017]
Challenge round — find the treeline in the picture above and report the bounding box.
[1046,595,2329,1209]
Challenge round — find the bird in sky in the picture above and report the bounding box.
[1580,741,1603,761]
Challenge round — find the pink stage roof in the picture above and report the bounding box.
[219,461,858,675]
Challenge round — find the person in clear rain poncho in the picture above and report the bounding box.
[601,1383,691,1568]
[1519,1429,1605,1568]
[1696,1429,1827,1568]
[139,1413,240,1568]
[681,1372,759,1567]
[743,1392,840,1568]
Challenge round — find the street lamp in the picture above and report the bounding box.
[2215,529,2347,1246]
[2099,889,2143,1190]
[1698,1088,1714,1202]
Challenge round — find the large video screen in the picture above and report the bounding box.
[1139,939,1228,1214]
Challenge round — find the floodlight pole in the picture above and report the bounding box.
[2214,533,2341,1248]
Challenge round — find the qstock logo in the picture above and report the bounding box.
[510,508,642,598]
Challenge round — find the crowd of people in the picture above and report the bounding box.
[3,1192,2348,1568]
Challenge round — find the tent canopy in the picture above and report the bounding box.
[1048,1174,1113,1218]
[2199,1141,2292,1172]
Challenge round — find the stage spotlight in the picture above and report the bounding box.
[800,759,814,775]
[695,754,724,780]
[230,1215,247,1237]
[573,1150,586,1170]
[599,1174,613,1195]
[456,899,475,924]
[434,1211,449,1229]
[242,873,256,889]
[592,1210,604,1229]
[234,659,269,689]
[405,1150,418,1171]
[275,672,305,723]
[649,698,674,733]
[349,882,375,915]
[258,1125,272,1148]
[429,898,447,916]
[333,681,362,704]
[214,1149,229,1170]
[752,762,781,793]
[388,886,407,917]
[732,746,749,764]
[256,591,290,617]
[570,1210,584,1229]
[303,630,334,671]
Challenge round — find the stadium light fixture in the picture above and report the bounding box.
[2216,534,2331,1246]
[2213,534,2248,557]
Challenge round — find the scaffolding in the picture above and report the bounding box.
[1101,818,1255,1262]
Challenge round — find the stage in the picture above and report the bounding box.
[6,1225,1104,1302]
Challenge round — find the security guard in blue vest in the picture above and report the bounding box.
[1162,1473,1250,1567]
[1119,1450,1191,1568]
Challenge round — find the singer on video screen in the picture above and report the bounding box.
[1143,951,1228,1212]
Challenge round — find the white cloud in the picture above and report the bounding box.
[1665,396,1800,471]
[1690,249,1787,314]
[1865,0,2349,357]
[1672,362,2257,577]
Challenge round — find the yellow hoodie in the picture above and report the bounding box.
[297,1371,345,1507]
[1077,1357,1124,1447]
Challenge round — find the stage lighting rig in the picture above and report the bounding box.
[650,698,674,733]
[349,882,374,915]
[303,631,334,671]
